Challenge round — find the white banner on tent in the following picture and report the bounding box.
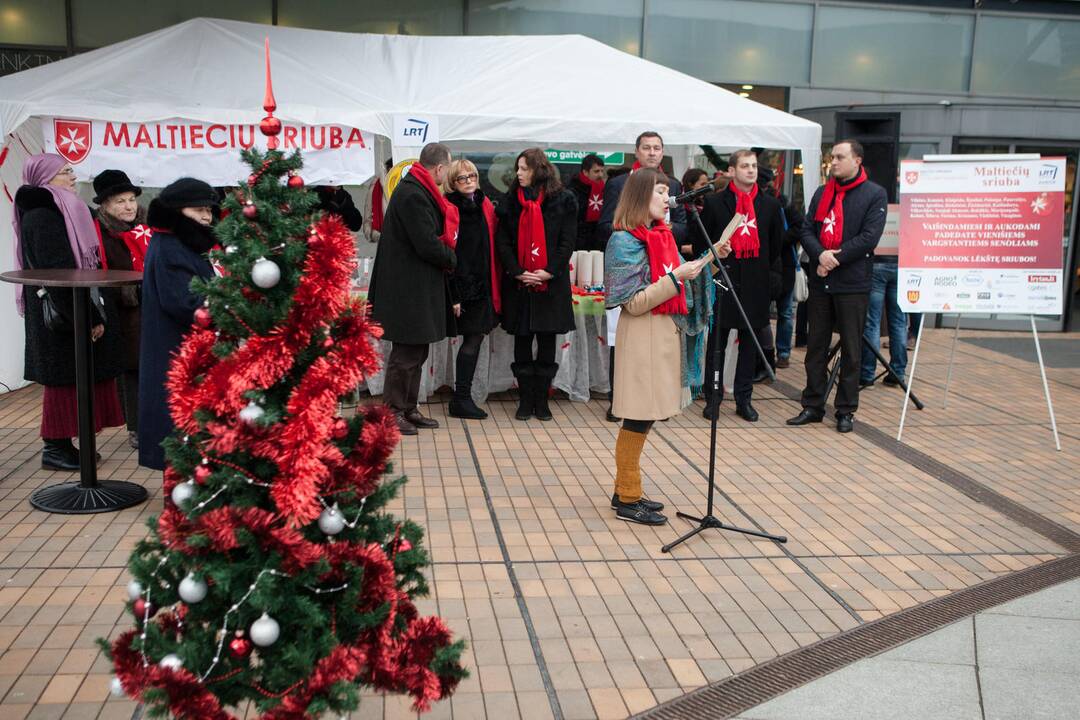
[41,117,374,187]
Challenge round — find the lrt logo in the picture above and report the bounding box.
[400,118,430,143]
[1039,164,1059,181]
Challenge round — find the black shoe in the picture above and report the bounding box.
[512,362,534,420]
[883,374,903,387]
[776,356,790,369]
[753,368,773,384]
[533,362,558,421]
[394,412,418,436]
[448,387,487,419]
[404,409,439,429]
[605,407,621,423]
[615,500,668,526]
[610,494,664,511]
[787,409,824,426]
[41,440,79,471]
[859,378,875,389]
[735,402,759,422]
[836,413,854,433]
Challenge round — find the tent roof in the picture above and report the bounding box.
[0,18,820,155]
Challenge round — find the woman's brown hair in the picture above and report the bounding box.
[509,147,562,196]
[613,168,669,231]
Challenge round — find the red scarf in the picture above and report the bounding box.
[579,172,605,223]
[408,163,458,249]
[371,179,384,233]
[516,188,547,291]
[727,182,760,259]
[480,196,502,314]
[815,167,868,250]
[629,221,687,315]
[94,220,153,271]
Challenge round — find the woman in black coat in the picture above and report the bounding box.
[13,153,124,471]
[92,169,150,449]
[138,178,219,471]
[444,158,500,420]
[495,148,576,422]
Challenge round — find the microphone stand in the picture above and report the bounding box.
[661,206,787,553]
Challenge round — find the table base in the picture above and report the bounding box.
[30,480,148,514]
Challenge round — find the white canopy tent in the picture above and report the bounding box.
[0,17,821,391]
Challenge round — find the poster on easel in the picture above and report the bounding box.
[897,156,1066,315]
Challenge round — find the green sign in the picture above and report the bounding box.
[544,149,625,165]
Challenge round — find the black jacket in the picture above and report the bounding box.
[495,187,576,335]
[368,174,457,344]
[566,174,603,252]
[446,189,498,336]
[597,171,688,249]
[95,206,148,372]
[800,178,888,295]
[14,186,122,387]
[701,187,784,329]
[137,201,216,470]
[315,186,363,232]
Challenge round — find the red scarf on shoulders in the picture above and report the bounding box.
[727,182,760,259]
[578,172,605,223]
[408,163,458,249]
[480,196,502,313]
[516,187,548,291]
[94,220,154,271]
[629,221,687,315]
[815,167,867,250]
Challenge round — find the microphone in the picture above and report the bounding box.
[667,180,718,208]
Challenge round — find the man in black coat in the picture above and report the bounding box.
[700,150,783,422]
[368,143,457,436]
[565,153,606,251]
[138,178,219,470]
[787,139,888,433]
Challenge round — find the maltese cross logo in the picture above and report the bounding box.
[53,119,92,164]
[531,245,541,257]
[738,217,757,236]
[588,194,603,212]
[1030,193,1050,216]
[822,211,837,237]
[132,225,153,243]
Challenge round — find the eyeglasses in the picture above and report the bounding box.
[57,168,76,176]
[454,173,478,183]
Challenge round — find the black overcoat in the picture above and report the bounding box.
[799,179,888,295]
[368,174,457,344]
[701,187,784,330]
[96,206,148,372]
[137,202,215,471]
[495,187,576,336]
[14,186,122,387]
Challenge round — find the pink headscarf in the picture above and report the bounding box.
[11,153,101,314]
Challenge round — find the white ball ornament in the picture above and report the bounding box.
[239,401,265,425]
[158,654,183,671]
[318,504,346,536]
[178,573,208,604]
[126,580,143,601]
[251,257,281,289]
[110,677,125,697]
[171,480,195,507]
[250,612,280,647]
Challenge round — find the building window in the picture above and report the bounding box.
[72,0,272,48]
[468,0,642,55]
[971,16,1080,100]
[278,0,463,35]
[0,0,66,47]
[812,6,974,93]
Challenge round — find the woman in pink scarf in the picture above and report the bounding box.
[12,153,124,471]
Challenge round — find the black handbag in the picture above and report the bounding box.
[36,286,72,333]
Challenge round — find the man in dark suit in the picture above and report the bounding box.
[368,143,457,435]
[700,150,783,422]
[787,139,888,433]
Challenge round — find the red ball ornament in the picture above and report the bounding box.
[332,418,349,439]
[287,174,305,189]
[395,538,412,553]
[194,308,212,328]
[323,336,335,349]
[259,116,282,137]
[194,465,211,484]
[133,599,156,619]
[242,202,257,220]
[248,173,259,187]
[229,634,253,659]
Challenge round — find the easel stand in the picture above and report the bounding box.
[822,336,924,410]
[661,206,787,554]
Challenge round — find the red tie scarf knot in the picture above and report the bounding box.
[814,167,867,251]
[727,183,760,259]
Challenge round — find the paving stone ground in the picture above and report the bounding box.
[0,327,1076,719]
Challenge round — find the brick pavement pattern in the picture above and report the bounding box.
[0,328,1075,719]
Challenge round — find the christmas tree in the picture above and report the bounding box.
[101,44,466,719]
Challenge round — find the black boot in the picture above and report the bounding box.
[533,362,558,421]
[448,352,487,420]
[42,439,78,471]
[512,362,534,421]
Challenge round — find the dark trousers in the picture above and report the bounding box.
[118,370,139,432]
[801,290,869,415]
[704,327,758,406]
[384,342,430,414]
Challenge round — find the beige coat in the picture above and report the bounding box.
[611,275,683,421]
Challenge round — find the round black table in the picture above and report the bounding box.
[1,269,149,514]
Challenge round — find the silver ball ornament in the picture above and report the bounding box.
[171,480,195,507]
[251,257,281,289]
[250,612,280,647]
[126,580,143,601]
[110,677,125,697]
[178,573,208,604]
[318,504,346,536]
[158,654,183,671]
[239,401,265,425]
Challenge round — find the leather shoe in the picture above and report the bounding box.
[394,413,418,436]
[404,409,439,429]
[776,356,790,369]
[836,413,854,433]
[786,409,824,426]
[735,402,759,422]
[610,494,664,511]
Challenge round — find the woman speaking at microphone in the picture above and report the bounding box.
[603,168,713,526]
